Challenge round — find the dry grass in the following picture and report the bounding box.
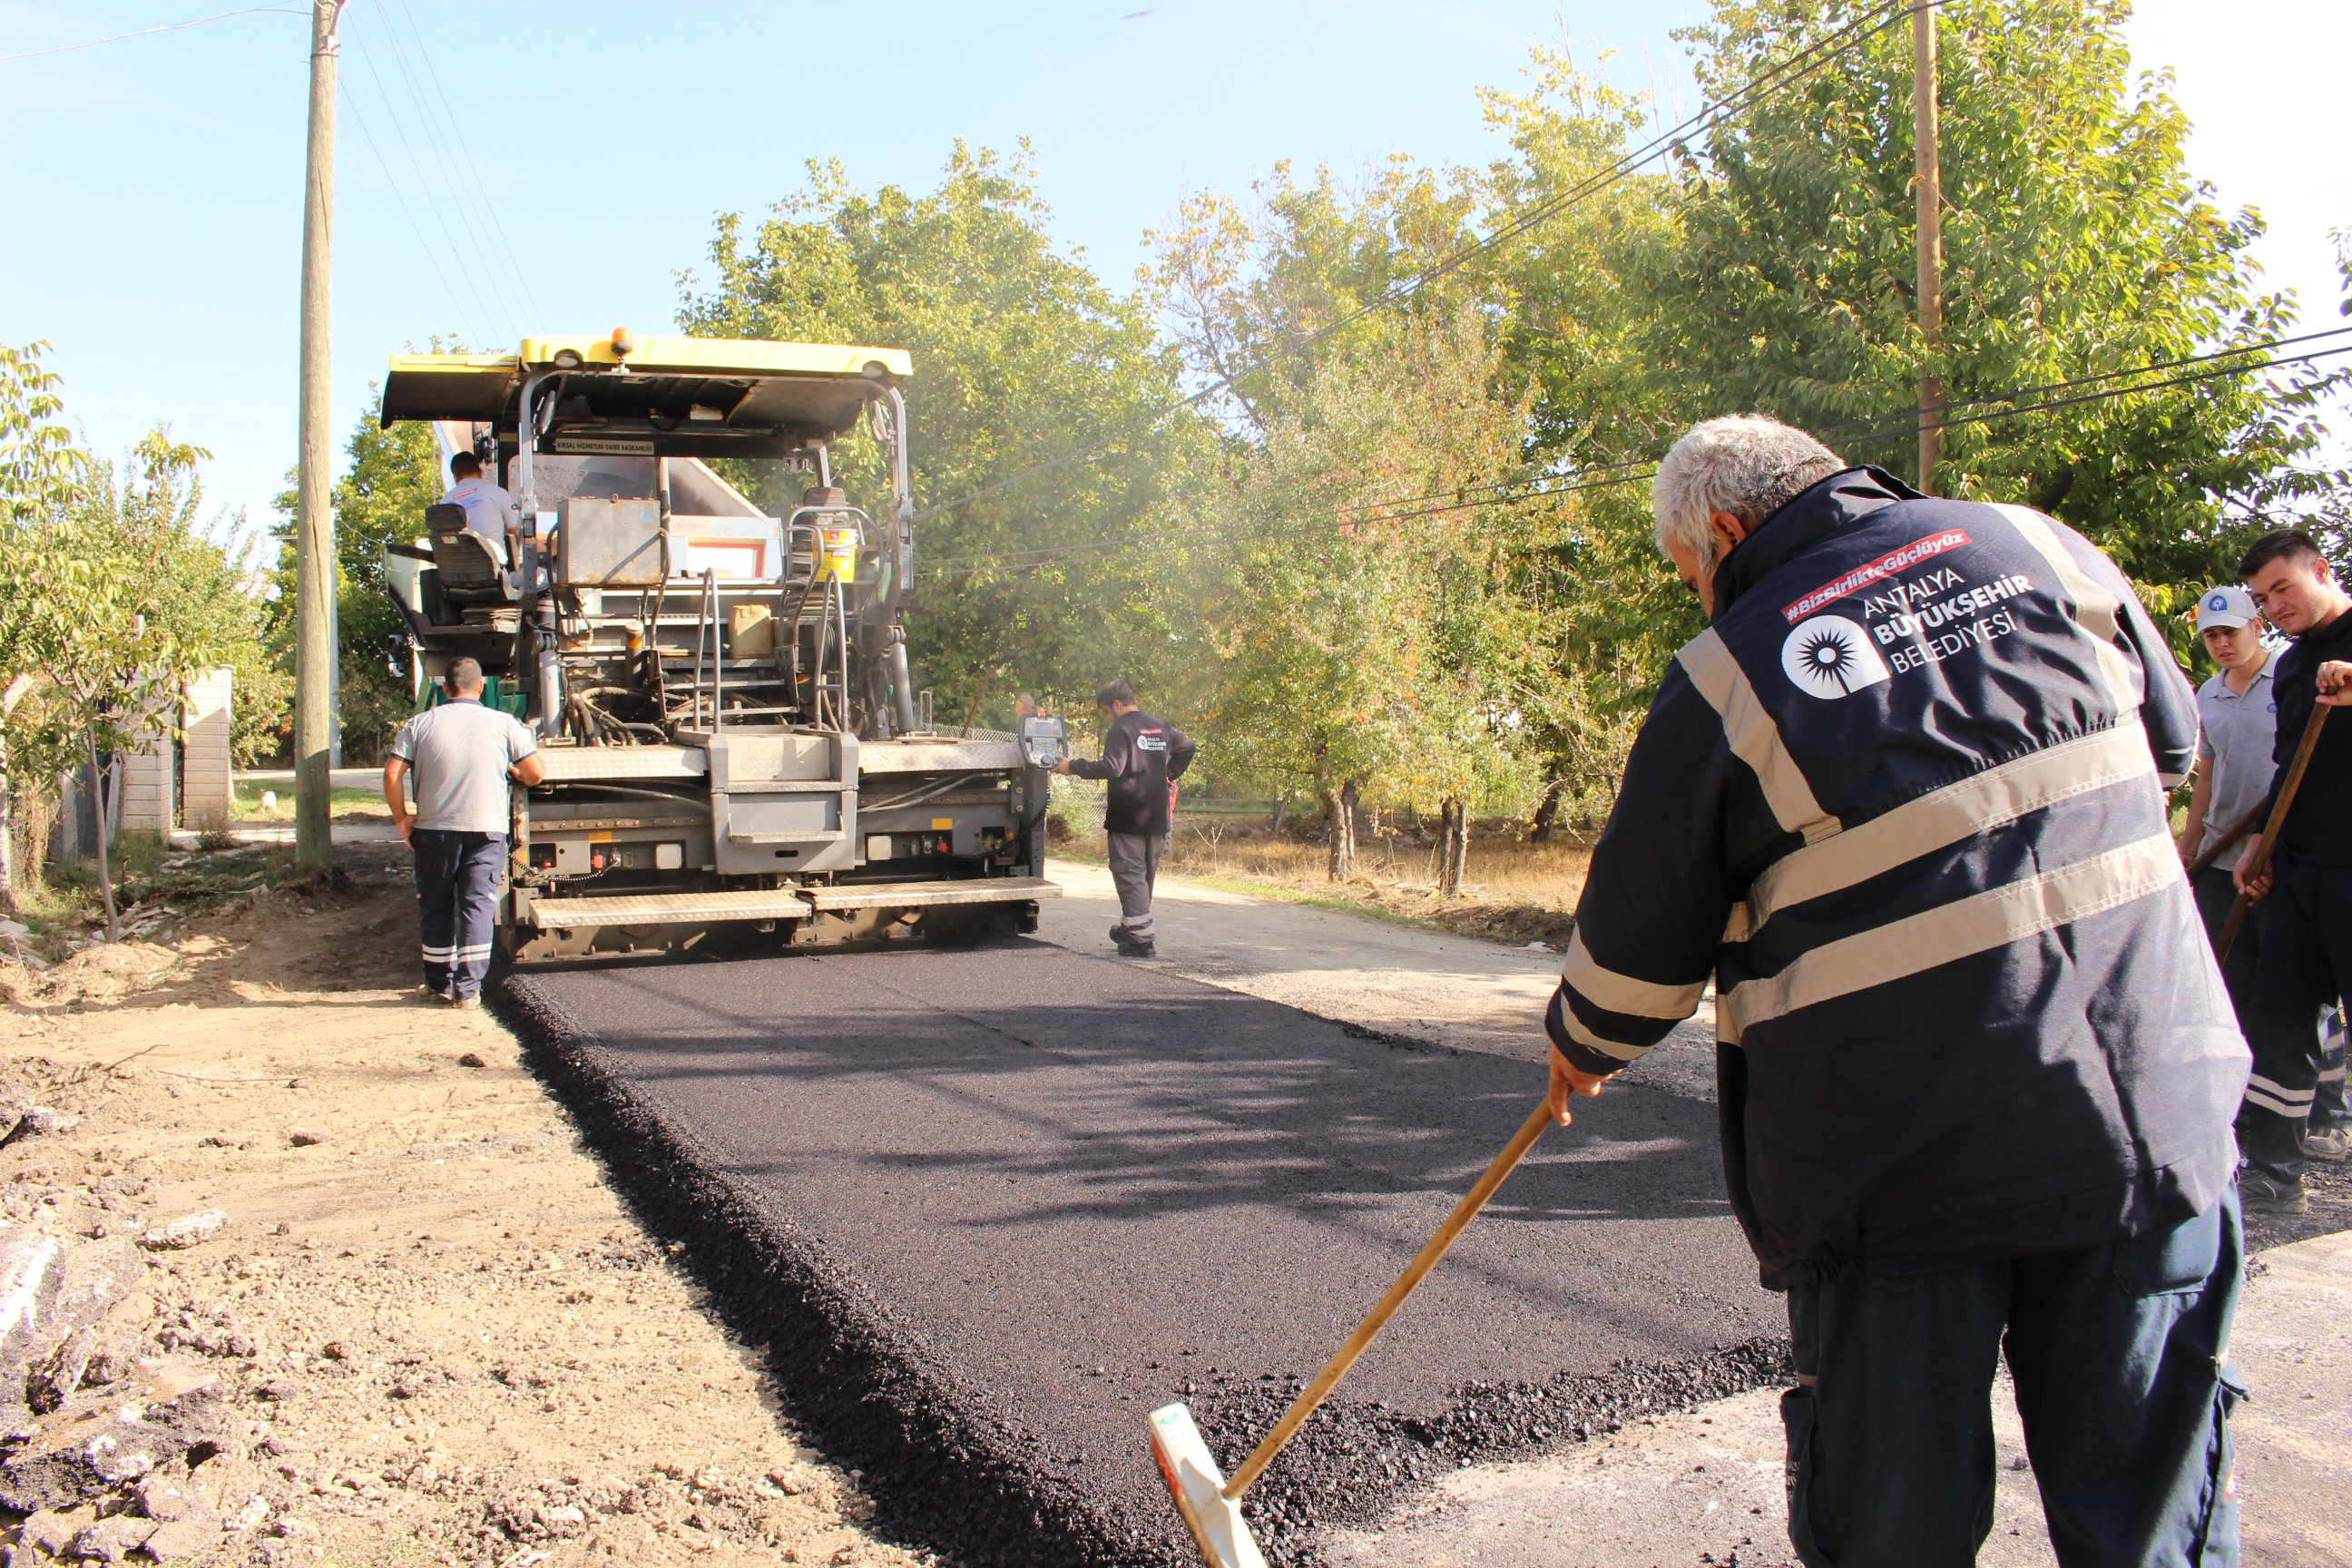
[1073,815,1594,948]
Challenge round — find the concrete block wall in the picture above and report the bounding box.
[116,718,174,836]
[180,669,234,833]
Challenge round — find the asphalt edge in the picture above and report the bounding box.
[490,971,1176,1568]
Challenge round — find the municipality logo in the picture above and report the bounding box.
[1781,615,1892,699]
[2210,593,2230,612]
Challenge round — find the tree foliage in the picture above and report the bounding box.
[273,397,446,760]
[679,143,1209,724]
[1,348,281,915]
[71,430,291,767]
[1620,0,2344,618]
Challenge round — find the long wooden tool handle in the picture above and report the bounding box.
[1221,1098,1556,1502]
[2216,702,2333,964]
[2184,799,2267,878]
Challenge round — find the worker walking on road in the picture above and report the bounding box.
[1054,681,1193,959]
[1544,416,2246,1567]
[2233,530,2352,1205]
[384,658,545,1007]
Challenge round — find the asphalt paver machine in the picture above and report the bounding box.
[377,330,1060,960]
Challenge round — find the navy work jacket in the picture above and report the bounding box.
[1547,467,2246,1288]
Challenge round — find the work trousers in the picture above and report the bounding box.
[2241,849,2352,1178]
[2190,866,2261,1034]
[1106,830,1168,942]
[414,828,505,999]
[1782,1191,2243,1568]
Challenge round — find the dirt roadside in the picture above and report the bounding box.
[0,844,928,1568]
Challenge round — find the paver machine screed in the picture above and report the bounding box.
[377,330,1061,961]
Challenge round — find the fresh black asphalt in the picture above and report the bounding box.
[497,939,1784,1566]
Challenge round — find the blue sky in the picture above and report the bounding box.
[4,1,2345,533]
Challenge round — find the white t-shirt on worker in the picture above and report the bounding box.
[388,698,538,836]
[439,475,520,563]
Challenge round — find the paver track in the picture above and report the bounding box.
[497,939,1783,1565]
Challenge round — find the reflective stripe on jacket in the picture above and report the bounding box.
[1548,467,2247,1287]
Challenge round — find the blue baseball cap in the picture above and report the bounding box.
[2196,584,2259,632]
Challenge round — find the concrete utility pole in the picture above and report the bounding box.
[1913,0,1944,493]
[293,0,344,874]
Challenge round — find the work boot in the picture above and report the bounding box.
[446,992,481,1011]
[2239,1167,2309,1215]
[1107,923,1133,946]
[416,985,448,1005]
[2305,1126,2348,1162]
[1115,938,1158,960]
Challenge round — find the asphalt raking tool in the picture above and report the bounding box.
[1147,1098,1557,1568]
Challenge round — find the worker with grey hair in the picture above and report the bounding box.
[1541,415,2244,1564]
[385,658,545,1005]
[1054,681,1193,958]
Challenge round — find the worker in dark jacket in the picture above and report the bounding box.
[1054,681,1194,958]
[1544,416,2246,1568]
[2233,528,2352,1206]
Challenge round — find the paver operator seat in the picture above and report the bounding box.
[423,502,514,602]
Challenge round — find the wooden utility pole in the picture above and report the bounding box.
[293,0,343,874]
[1913,1,1944,493]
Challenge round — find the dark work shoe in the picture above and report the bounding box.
[2240,1168,2309,1215]
[1108,924,1132,946]
[1115,939,1157,959]
[2305,1126,2348,1162]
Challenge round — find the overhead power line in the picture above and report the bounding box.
[340,84,480,343]
[346,27,505,347]
[0,5,303,64]
[1288,325,2352,528]
[921,338,2352,582]
[908,0,1938,524]
[386,0,544,333]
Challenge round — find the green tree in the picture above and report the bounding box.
[72,430,291,767]
[679,142,1207,725]
[1191,317,1562,880]
[1622,0,2343,614]
[0,340,84,911]
[270,390,446,760]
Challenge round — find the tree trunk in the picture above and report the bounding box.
[1270,797,1289,836]
[1438,799,1468,897]
[0,768,15,918]
[1527,777,1565,843]
[0,675,27,916]
[86,736,121,943]
[1321,785,1352,881]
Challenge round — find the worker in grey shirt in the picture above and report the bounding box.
[2177,584,2277,1024]
[384,658,544,1005]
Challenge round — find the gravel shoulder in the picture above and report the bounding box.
[1034,861,1721,1101]
[0,845,925,1568]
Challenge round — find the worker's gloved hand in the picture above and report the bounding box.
[1548,1051,1609,1127]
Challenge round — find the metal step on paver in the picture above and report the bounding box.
[800,877,1060,912]
[525,887,813,929]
